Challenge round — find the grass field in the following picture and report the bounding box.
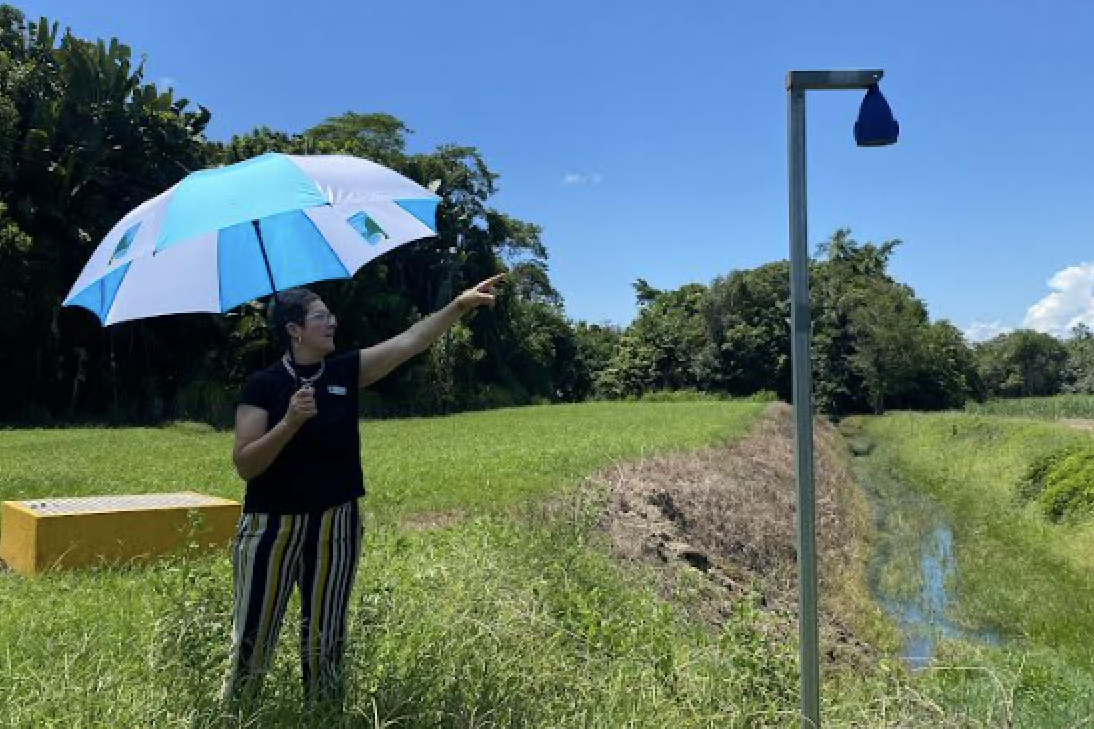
[3,401,1084,727]
[3,401,820,729]
[849,412,1094,726]
[0,402,762,520]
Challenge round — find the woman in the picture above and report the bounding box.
[221,274,504,707]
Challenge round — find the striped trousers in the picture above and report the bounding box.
[221,499,362,704]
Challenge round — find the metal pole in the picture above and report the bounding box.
[788,84,820,729]
[785,67,888,729]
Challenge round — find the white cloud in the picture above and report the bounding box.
[1022,262,1094,337]
[965,321,1012,343]
[157,76,177,88]
[561,172,603,186]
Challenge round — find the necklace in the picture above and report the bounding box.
[282,355,325,387]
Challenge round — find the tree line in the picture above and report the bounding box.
[0,5,1083,427]
[594,228,1094,416]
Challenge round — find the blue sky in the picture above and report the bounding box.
[23,1,1094,338]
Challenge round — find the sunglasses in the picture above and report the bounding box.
[305,312,337,325]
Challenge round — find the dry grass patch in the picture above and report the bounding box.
[594,403,887,667]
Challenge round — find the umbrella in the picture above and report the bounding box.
[62,152,440,325]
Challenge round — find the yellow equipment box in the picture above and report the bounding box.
[0,492,241,575]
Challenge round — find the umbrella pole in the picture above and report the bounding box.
[252,220,298,378]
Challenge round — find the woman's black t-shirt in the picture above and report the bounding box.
[236,351,365,514]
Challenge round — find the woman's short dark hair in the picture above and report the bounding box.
[268,288,320,349]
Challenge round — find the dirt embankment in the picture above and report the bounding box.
[594,402,878,664]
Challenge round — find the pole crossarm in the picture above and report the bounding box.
[786,69,883,90]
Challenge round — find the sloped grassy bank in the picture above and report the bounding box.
[847,412,1094,727]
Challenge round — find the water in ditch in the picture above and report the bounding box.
[852,447,1000,668]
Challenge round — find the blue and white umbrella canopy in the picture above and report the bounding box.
[63,153,440,326]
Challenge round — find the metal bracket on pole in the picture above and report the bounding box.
[787,69,883,90]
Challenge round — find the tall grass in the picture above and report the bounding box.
[2,403,1077,726]
[966,394,1094,421]
[0,505,979,729]
[0,501,1024,728]
[1,402,789,728]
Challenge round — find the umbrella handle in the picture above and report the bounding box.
[253,219,298,377]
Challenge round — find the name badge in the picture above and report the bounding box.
[327,385,347,396]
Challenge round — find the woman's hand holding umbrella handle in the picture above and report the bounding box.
[284,385,317,429]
